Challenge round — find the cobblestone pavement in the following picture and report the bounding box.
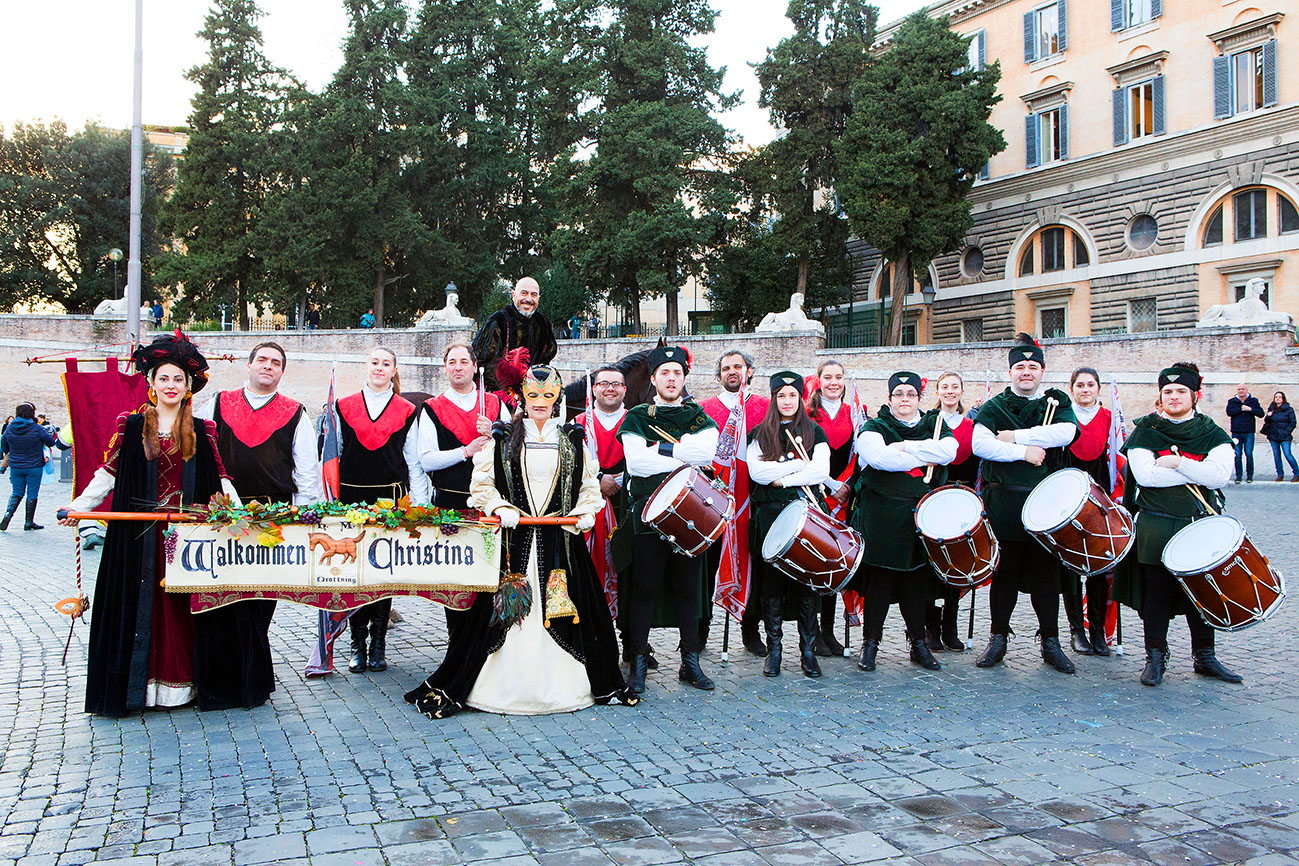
[2,485,1298,866]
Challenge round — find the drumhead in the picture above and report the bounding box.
[916,487,982,539]
[1162,515,1246,575]
[643,468,691,521]
[1022,468,1089,532]
[762,500,808,561]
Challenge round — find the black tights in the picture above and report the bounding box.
[1140,563,1215,652]
[989,540,1061,638]
[863,567,927,642]
[626,533,702,654]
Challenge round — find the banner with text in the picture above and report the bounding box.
[164,521,501,595]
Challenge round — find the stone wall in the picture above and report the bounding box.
[1,315,1294,446]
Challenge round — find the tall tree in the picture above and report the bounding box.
[552,0,739,333]
[836,11,1004,345]
[157,0,296,329]
[0,121,171,313]
[754,0,874,297]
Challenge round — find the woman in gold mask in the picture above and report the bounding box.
[405,366,637,718]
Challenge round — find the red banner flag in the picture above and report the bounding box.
[712,388,751,621]
[61,357,149,507]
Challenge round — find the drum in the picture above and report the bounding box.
[1162,515,1285,631]
[640,465,734,557]
[1022,468,1134,576]
[761,499,863,594]
[914,485,999,589]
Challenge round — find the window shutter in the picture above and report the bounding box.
[1262,39,1278,108]
[1151,0,1162,19]
[1059,104,1069,160]
[1113,88,1127,146]
[1111,0,1124,32]
[1024,12,1037,63]
[1026,114,1040,169]
[1152,75,1166,135]
[1213,55,1232,119]
[1057,0,1068,51]
[978,31,987,70]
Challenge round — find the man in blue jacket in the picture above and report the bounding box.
[1226,384,1265,483]
[0,403,61,530]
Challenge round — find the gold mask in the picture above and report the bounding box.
[521,366,563,407]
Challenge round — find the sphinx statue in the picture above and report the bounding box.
[1197,278,1292,328]
[756,292,825,335]
[416,291,475,329]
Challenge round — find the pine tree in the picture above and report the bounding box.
[157,0,296,329]
[836,11,1005,345]
[551,0,739,333]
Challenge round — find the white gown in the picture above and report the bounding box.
[465,417,604,715]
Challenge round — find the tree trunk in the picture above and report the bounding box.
[797,253,809,295]
[238,283,250,331]
[888,252,910,346]
[373,267,386,328]
[629,288,643,335]
[665,289,679,337]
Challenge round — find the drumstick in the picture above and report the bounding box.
[1169,446,1219,516]
[56,510,578,526]
[1042,397,1060,427]
[649,424,680,445]
[922,411,944,484]
[784,429,822,506]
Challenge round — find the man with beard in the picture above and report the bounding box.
[472,277,558,393]
[700,350,769,656]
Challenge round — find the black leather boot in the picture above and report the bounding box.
[1061,584,1093,655]
[741,612,767,657]
[0,500,17,531]
[924,604,944,652]
[368,619,388,672]
[1140,647,1167,686]
[910,638,942,670]
[798,597,821,678]
[1040,635,1076,674]
[23,499,43,531]
[815,598,845,657]
[940,601,965,651]
[348,620,368,673]
[762,599,782,677]
[1089,620,1111,657]
[624,645,659,669]
[1193,648,1243,683]
[976,634,1008,668]
[857,638,879,672]
[628,654,649,694]
[679,649,715,690]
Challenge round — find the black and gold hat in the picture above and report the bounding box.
[1009,339,1045,368]
[769,370,804,397]
[131,330,210,393]
[1158,365,1202,391]
[648,345,691,375]
[888,371,923,395]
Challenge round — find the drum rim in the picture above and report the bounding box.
[1021,468,1090,533]
[1161,514,1247,576]
[762,499,810,562]
[641,465,693,522]
[915,484,984,540]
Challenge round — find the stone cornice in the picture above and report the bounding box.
[1207,13,1284,52]
[1106,51,1169,84]
[1021,81,1074,110]
[873,0,1021,48]
[1216,258,1284,276]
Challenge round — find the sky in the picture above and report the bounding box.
[2,0,928,149]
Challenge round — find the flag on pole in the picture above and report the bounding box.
[1107,380,1128,500]
[307,363,352,677]
[579,369,619,617]
[711,387,752,620]
[839,377,866,628]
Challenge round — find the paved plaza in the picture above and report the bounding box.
[1,485,1297,866]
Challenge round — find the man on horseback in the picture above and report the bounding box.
[472,277,558,395]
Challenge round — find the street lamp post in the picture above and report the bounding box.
[921,281,937,345]
[109,248,124,299]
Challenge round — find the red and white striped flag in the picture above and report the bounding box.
[712,387,752,621]
[839,378,866,628]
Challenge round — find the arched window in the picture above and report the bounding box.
[875,262,932,299]
[1201,186,1299,247]
[1018,225,1090,276]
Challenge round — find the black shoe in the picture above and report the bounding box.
[925,623,944,653]
[679,650,715,690]
[23,499,42,531]
[348,637,367,674]
[367,622,387,672]
[646,653,659,670]
[1040,636,1076,674]
[1141,647,1167,686]
[940,603,965,651]
[1234,478,1242,485]
[857,638,879,671]
[814,628,845,658]
[762,599,783,677]
[797,597,822,678]
[741,618,767,657]
[1246,477,1253,483]
[1193,648,1243,683]
[1070,627,1095,655]
[910,638,942,671]
[628,654,648,694]
[0,504,16,531]
[976,634,1008,668]
[1089,623,1110,657]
